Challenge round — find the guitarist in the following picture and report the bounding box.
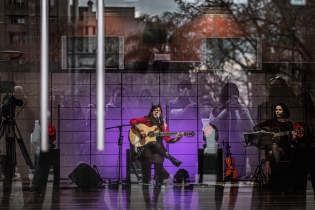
[130,105,183,187]
[253,103,297,185]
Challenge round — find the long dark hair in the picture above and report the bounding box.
[219,82,239,107]
[275,103,290,119]
[296,92,314,111]
[146,104,164,127]
[212,82,239,116]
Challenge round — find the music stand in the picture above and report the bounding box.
[243,132,273,186]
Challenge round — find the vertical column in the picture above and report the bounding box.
[97,0,105,150]
[41,0,49,152]
[73,0,79,26]
[0,0,6,67]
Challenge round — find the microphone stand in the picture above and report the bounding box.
[284,119,293,163]
[105,120,157,188]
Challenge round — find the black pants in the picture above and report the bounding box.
[292,147,315,189]
[33,149,60,189]
[1,155,31,204]
[266,144,287,183]
[139,141,167,184]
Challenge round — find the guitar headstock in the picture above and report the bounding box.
[184,131,195,137]
[295,123,307,137]
[295,127,306,135]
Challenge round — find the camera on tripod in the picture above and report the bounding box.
[1,96,23,119]
[0,81,23,123]
[0,81,34,179]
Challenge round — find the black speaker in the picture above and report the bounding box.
[68,163,101,187]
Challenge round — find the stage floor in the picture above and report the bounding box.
[0,180,315,209]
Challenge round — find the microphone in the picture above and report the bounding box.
[156,113,160,124]
[277,112,283,116]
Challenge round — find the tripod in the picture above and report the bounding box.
[250,149,266,186]
[0,117,34,190]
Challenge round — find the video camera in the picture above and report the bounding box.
[0,81,24,120]
[1,96,23,119]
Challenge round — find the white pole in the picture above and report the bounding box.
[97,0,105,150]
[40,0,49,152]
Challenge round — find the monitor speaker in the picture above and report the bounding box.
[68,163,101,187]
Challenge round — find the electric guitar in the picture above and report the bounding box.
[129,124,195,147]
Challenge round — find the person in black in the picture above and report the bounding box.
[293,92,315,190]
[130,105,183,187]
[260,76,302,125]
[253,103,297,185]
[1,86,35,204]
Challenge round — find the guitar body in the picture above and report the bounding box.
[129,124,161,147]
[260,127,281,144]
[129,124,195,147]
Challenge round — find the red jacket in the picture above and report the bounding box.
[129,117,172,148]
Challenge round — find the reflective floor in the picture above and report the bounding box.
[1,179,315,210]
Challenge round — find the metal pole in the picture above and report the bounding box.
[58,104,60,149]
[40,0,49,152]
[166,102,169,151]
[97,0,105,151]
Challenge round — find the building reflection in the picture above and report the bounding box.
[0,0,315,209]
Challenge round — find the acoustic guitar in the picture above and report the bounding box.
[129,124,195,147]
[260,126,305,145]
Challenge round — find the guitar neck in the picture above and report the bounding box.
[154,132,179,136]
[273,131,291,138]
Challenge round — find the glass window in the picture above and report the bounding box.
[9,32,26,45]
[49,17,55,25]
[1,1,315,204]
[10,16,25,24]
[10,0,25,5]
[50,0,54,7]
